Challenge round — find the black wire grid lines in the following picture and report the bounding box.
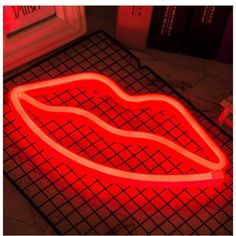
[4,30,232,235]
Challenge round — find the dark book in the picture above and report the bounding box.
[183,6,231,59]
[216,9,233,63]
[116,6,153,50]
[147,6,190,52]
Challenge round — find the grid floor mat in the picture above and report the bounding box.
[4,30,233,235]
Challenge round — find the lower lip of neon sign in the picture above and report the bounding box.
[9,72,228,186]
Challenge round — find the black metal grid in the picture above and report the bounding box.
[4,30,233,235]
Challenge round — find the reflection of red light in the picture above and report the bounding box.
[9,72,227,187]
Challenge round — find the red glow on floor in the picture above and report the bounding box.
[8,72,228,187]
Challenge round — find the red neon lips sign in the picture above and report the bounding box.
[9,72,227,186]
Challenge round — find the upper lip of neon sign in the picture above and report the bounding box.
[9,72,228,186]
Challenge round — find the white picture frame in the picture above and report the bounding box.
[3,6,87,73]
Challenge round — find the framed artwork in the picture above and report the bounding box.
[3,6,87,73]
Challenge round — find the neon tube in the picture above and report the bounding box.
[9,72,227,185]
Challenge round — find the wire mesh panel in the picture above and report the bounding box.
[4,30,232,235]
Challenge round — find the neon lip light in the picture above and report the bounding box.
[9,72,227,186]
